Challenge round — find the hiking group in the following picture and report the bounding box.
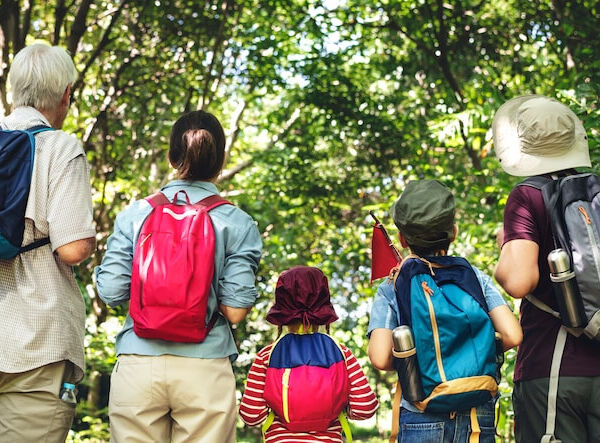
[1,42,599,443]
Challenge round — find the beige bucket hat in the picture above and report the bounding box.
[492,94,590,176]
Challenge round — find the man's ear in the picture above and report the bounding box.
[398,232,409,248]
[451,224,458,242]
[61,84,71,106]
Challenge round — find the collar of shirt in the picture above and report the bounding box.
[161,180,217,192]
[1,106,51,130]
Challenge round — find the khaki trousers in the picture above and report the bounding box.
[109,354,236,443]
[0,360,77,443]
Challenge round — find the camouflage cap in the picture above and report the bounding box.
[392,180,455,250]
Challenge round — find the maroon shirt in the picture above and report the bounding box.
[503,184,600,382]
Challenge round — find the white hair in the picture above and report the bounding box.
[8,43,77,110]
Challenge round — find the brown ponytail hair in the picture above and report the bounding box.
[169,110,226,181]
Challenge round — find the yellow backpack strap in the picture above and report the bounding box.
[261,410,275,442]
[389,380,402,443]
[469,407,480,443]
[338,412,353,443]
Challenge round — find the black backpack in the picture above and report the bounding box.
[0,125,54,259]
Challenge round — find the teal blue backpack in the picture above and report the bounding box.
[394,255,499,413]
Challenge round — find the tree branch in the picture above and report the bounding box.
[223,98,248,168]
[73,0,127,94]
[19,0,33,50]
[434,0,464,106]
[53,0,67,45]
[67,0,94,55]
[198,0,234,110]
[218,105,304,182]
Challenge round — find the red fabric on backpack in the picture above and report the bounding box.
[263,333,350,432]
[129,191,230,342]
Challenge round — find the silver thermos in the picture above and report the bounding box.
[547,248,587,328]
[392,325,425,402]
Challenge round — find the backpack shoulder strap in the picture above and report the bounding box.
[540,326,568,443]
[314,332,348,364]
[264,335,287,367]
[194,194,232,212]
[261,410,276,442]
[389,381,402,443]
[145,192,170,208]
[338,412,353,443]
[393,257,431,326]
[144,192,232,211]
[430,256,488,312]
[517,175,552,190]
[20,237,51,253]
[25,125,54,135]
[394,255,488,326]
[526,294,584,338]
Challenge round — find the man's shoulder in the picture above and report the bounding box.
[38,128,83,155]
[509,180,544,204]
[2,108,84,158]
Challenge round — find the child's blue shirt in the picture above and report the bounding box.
[367,263,507,412]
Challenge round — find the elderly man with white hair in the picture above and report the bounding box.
[0,43,95,442]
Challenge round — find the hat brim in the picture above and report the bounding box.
[493,95,591,177]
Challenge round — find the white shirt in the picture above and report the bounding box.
[0,107,95,380]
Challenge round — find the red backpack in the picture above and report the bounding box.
[262,332,350,433]
[130,191,230,342]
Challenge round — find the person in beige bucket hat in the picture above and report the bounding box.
[492,94,591,176]
[493,95,600,443]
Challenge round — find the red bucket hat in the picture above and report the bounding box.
[266,266,338,327]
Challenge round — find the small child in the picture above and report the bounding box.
[367,179,522,442]
[239,266,379,442]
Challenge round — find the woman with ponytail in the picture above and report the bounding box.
[95,110,262,442]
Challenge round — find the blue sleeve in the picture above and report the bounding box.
[472,266,507,311]
[367,280,399,337]
[217,218,262,308]
[94,203,145,307]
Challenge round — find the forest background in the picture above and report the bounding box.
[1,0,599,441]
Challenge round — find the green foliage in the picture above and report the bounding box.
[1,0,599,440]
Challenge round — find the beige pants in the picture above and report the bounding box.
[0,360,77,443]
[109,354,236,443]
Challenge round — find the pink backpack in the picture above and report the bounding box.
[130,191,230,342]
[263,332,350,432]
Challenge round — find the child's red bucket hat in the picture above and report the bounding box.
[266,266,338,327]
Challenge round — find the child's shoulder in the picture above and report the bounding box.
[255,342,276,360]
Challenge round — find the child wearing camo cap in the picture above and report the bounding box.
[367,179,522,442]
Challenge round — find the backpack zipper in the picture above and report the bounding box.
[282,368,291,423]
[422,281,447,382]
[577,206,600,283]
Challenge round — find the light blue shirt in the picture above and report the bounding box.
[94,180,262,361]
[367,263,507,412]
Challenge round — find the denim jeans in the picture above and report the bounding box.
[398,398,496,443]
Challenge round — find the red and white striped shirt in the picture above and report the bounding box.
[239,340,379,442]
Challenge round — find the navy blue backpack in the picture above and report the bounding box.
[0,125,54,259]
